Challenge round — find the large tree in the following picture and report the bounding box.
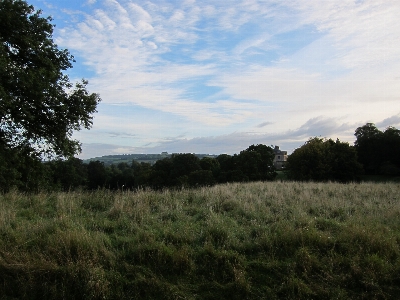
[0,0,100,158]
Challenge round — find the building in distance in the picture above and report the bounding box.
[273,146,287,170]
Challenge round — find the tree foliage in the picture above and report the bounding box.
[46,158,87,191]
[287,137,363,182]
[0,0,100,191]
[354,123,400,175]
[216,145,276,183]
[0,143,50,192]
[238,144,276,181]
[0,0,100,158]
[87,160,107,190]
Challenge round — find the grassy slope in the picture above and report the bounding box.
[1,182,400,299]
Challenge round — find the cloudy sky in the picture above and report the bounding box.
[29,0,400,158]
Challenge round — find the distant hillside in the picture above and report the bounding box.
[83,152,218,166]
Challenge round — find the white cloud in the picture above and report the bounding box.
[288,0,400,69]
[127,2,152,22]
[52,0,400,157]
[232,34,274,58]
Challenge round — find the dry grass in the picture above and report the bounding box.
[0,181,399,299]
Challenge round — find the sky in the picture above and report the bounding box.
[29,0,400,158]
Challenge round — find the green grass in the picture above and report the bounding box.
[1,182,400,299]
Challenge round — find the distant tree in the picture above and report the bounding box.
[216,154,236,183]
[170,154,201,186]
[188,170,216,187]
[227,168,248,182]
[354,123,400,175]
[106,165,121,190]
[150,157,173,188]
[237,144,276,181]
[153,157,173,175]
[132,161,152,188]
[47,158,88,191]
[236,151,257,181]
[104,162,135,190]
[354,123,382,174]
[216,154,234,171]
[354,123,381,141]
[200,157,220,178]
[215,145,276,183]
[87,160,107,189]
[214,155,245,183]
[118,162,135,189]
[287,138,328,181]
[287,137,362,182]
[380,127,400,175]
[326,139,364,182]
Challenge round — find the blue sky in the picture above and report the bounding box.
[29,0,400,158]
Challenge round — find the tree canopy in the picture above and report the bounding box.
[354,123,400,175]
[286,137,363,182]
[215,144,276,183]
[0,0,100,158]
[237,144,276,181]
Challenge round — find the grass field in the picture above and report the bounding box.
[1,181,400,299]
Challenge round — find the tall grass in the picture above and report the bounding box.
[1,182,400,299]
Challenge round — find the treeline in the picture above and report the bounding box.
[0,144,277,192]
[286,123,400,182]
[1,123,399,192]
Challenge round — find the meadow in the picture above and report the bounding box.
[1,181,400,299]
